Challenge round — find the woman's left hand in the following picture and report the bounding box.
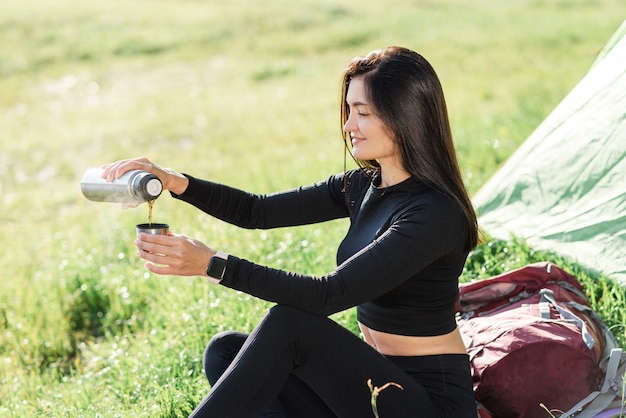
[135,232,215,277]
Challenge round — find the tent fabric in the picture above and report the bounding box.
[472,21,626,285]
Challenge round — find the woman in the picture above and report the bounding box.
[102,46,479,417]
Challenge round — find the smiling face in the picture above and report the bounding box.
[343,76,402,171]
[339,46,478,248]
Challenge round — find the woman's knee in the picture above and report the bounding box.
[202,307,320,384]
[264,305,312,329]
[203,330,247,385]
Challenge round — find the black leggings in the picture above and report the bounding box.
[192,305,476,418]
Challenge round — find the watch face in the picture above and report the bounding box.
[207,256,227,279]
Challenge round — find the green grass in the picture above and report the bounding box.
[1,0,625,416]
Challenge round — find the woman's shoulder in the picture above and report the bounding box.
[347,168,376,184]
[325,168,375,192]
[408,184,466,226]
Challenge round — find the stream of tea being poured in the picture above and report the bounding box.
[148,200,154,226]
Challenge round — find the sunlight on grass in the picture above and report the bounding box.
[1,0,625,415]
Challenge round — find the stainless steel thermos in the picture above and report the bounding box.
[81,168,163,203]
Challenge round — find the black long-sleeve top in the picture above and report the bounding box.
[172,169,469,336]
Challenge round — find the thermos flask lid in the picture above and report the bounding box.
[143,177,163,199]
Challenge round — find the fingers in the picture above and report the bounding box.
[135,236,175,272]
[144,262,172,275]
[98,157,188,194]
[121,202,140,209]
[100,157,152,182]
[135,233,212,277]
[136,232,172,255]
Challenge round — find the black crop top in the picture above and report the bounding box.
[172,169,469,336]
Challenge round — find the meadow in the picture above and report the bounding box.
[1,0,625,416]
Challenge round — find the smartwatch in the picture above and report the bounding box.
[206,251,228,284]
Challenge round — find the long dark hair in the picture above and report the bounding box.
[340,46,479,250]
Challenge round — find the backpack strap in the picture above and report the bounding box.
[539,289,596,349]
[559,348,625,418]
[541,288,620,362]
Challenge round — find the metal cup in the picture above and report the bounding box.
[136,223,169,236]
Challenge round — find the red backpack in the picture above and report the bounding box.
[456,262,624,418]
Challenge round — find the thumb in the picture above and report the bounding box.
[121,202,141,209]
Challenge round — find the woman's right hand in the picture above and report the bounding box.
[100,157,189,195]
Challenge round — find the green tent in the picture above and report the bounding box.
[472,21,626,285]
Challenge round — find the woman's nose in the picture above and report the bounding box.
[343,114,355,133]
